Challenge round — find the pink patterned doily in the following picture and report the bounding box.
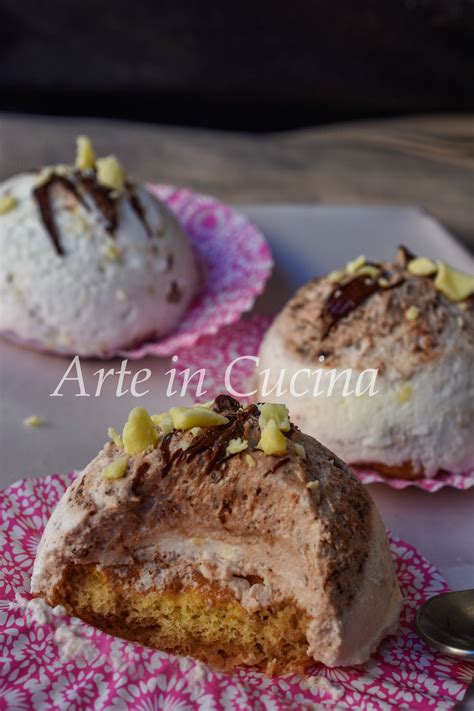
[174,315,474,492]
[0,472,472,710]
[1,186,272,360]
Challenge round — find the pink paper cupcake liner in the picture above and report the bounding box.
[0,472,471,710]
[174,314,474,492]
[1,185,272,360]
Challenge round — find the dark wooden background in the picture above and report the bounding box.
[0,0,473,130]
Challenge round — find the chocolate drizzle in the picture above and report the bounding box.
[33,175,88,256]
[32,169,157,255]
[159,416,242,478]
[266,456,291,475]
[158,397,261,479]
[321,257,410,338]
[128,188,153,237]
[76,174,118,234]
[213,395,241,414]
[397,244,416,267]
[322,275,382,338]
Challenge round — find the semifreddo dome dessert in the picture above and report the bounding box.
[257,247,474,479]
[31,396,401,674]
[0,137,199,355]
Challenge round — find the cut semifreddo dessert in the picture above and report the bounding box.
[31,395,401,674]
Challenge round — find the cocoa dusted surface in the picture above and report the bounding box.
[40,395,373,615]
[282,254,474,378]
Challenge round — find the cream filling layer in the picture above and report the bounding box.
[129,533,313,613]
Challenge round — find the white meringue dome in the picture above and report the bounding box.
[0,140,199,356]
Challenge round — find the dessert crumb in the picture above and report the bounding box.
[188,661,207,685]
[105,243,122,261]
[115,288,128,301]
[299,674,343,700]
[0,194,17,214]
[54,625,96,662]
[96,155,126,192]
[295,443,307,459]
[23,415,46,428]
[26,598,51,625]
[405,305,420,321]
